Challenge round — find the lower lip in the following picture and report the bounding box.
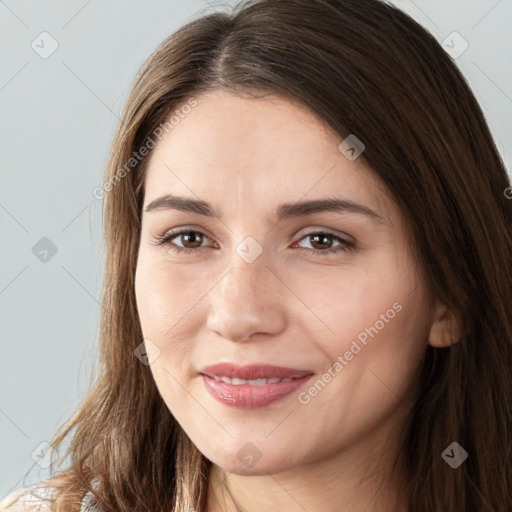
[201,374,314,409]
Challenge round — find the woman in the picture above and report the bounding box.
[2,0,511,510]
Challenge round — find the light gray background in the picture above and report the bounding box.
[1,0,511,499]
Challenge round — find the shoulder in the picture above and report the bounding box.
[0,481,58,511]
[0,478,99,512]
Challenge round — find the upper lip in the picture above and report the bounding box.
[200,363,314,380]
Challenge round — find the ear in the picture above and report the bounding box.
[427,301,461,348]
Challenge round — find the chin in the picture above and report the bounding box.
[214,459,292,477]
[205,445,301,477]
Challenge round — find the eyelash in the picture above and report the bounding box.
[152,228,355,257]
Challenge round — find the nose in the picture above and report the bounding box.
[206,247,287,343]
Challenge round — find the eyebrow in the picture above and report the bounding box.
[144,194,384,224]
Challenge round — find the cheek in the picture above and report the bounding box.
[286,262,405,360]
[301,262,428,399]
[135,260,197,338]
[328,280,430,410]
[134,262,199,408]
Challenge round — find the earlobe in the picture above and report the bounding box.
[427,302,462,348]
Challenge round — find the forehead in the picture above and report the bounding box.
[143,90,394,222]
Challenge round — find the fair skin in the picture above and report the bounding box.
[134,90,460,512]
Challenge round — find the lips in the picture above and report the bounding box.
[199,363,315,409]
[207,375,294,385]
[199,363,313,380]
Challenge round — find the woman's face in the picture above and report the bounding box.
[134,90,437,476]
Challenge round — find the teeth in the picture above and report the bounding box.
[210,375,298,385]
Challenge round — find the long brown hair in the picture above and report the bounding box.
[39,0,512,510]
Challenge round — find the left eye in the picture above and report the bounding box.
[152,229,355,257]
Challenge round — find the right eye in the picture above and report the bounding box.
[152,229,215,254]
